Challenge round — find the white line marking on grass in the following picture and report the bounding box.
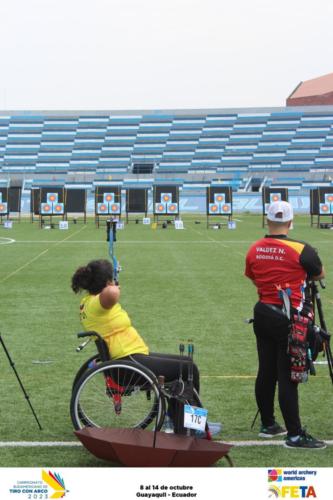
[0,226,87,283]
[202,375,256,379]
[0,237,15,245]
[14,240,249,244]
[0,442,82,447]
[0,439,331,448]
[221,440,333,447]
[201,374,330,379]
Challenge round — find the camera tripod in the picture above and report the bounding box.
[0,334,42,430]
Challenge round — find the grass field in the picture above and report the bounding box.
[0,214,332,467]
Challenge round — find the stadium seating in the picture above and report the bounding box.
[1,109,333,192]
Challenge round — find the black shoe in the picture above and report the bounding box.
[259,422,287,438]
[285,430,326,449]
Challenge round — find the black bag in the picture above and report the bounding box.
[308,324,325,361]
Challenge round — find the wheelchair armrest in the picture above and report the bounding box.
[77,331,111,361]
[77,330,101,339]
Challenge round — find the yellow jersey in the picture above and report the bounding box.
[79,294,149,360]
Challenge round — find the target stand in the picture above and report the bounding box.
[30,187,65,228]
[153,185,180,225]
[95,186,122,228]
[206,186,233,228]
[64,188,87,224]
[0,185,22,224]
[310,187,333,228]
[0,188,9,224]
[261,187,288,227]
[125,188,149,223]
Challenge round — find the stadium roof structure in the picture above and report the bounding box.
[287,72,333,106]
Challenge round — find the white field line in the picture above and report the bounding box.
[0,226,87,283]
[13,240,250,244]
[11,239,333,245]
[0,440,332,448]
[222,440,333,447]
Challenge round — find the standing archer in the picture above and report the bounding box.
[245,201,326,449]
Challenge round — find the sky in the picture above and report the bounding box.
[0,0,333,111]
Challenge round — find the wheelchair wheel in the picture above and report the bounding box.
[70,360,166,431]
[72,354,100,392]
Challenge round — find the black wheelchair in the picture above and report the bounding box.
[70,331,202,432]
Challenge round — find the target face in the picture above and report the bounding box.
[110,203,120,214]
[41,203,52,214]
[104,193,115,203]
[54,203,64,214]
[0,202,8,213]
[325,194,333,204]
[270,193,281,203]
[161,193,172,203]
[167,202,178,213]
[47,193,58,203]
[155,203,166,214]
[97,203,109,214]
[320,203,331,214]
[209,203,219,214]
[214,193,225,204]
[222,203,231,214]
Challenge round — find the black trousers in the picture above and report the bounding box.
[253,301,302,437]
[126,352,200,428]
[127,352,200,393]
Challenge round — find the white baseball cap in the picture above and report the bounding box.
[267,201,293,222]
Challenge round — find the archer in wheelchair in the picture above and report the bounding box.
[70,259,221,438]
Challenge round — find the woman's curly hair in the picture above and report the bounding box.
[71,259,114,295]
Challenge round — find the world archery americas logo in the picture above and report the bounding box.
[42,470,67,498]
[268,469,283,482]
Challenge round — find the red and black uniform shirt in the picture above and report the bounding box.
[245,235,322,311]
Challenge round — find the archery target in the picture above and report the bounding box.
[320,203,331,214]
[167,202,178,213]
[110,203,120,214]
[97,203,109,214]
[161,193,172,203]
[0,202,8,213]
[54,203,64,214]
[270,193,281,203]
[47,193,58,203]
[104,193,115,204]
[155,202,166,214]
[214,193,225,204]
[209,203,219,214]
[221,203,231,214]
[41,203,52,214]
[324,193,333,204]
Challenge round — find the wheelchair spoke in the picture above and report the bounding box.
[71,360,165,431]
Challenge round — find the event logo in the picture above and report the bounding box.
[268,469,283,482]
[268,485,317,498]
[8,470,68,498]
[267,468,317,498]
[42,470,67,498]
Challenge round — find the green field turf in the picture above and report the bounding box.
[0,214,332,467]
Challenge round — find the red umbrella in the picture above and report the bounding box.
[75,427,233,467]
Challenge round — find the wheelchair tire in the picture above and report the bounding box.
[72,354,100,392]
[70,360,166,431]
